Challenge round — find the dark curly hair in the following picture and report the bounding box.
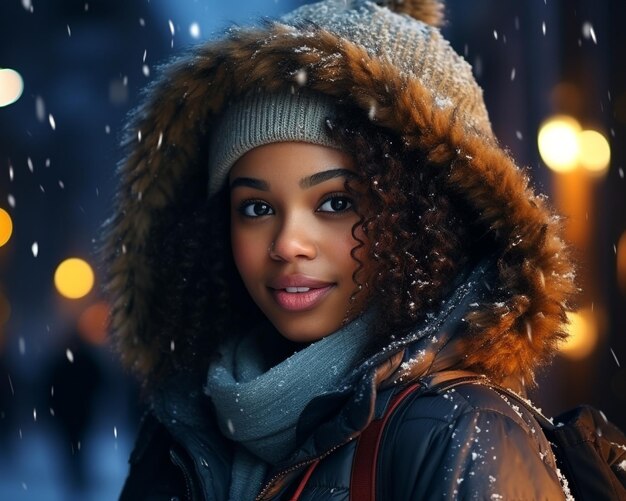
[146,104,485,382]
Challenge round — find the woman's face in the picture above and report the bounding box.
[229,142,366,343]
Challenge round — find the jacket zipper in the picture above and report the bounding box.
[170,448,197,501]
[255,434,358,501]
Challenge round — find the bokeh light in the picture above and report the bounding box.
[0,68,24,107]
[559,308,599,360]
[0,208,13,247]
[54,258,95,299]
[77,302,110,345]
[537,115,581,172]
[577,129,611,175]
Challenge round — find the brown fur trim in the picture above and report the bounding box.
[102,21,576,386]
[378,0,445,26]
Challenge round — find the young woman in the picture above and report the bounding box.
[103,1,576,499]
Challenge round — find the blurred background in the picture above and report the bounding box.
[0,0,624,499]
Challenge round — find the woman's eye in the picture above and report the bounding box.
[317,195,353,213]
[239,201,274,217]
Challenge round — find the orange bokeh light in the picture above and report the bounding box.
[77,302,110,345]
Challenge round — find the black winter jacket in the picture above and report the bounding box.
[120,374,565,500]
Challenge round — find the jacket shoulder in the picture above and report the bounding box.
[119,412,193,501]
[377,382,566,500]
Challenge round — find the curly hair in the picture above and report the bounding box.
[145,104,486,382]
[329,107,485,349]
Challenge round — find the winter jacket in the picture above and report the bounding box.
[120,371,565,500]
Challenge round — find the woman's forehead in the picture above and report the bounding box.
[228,142,355,184]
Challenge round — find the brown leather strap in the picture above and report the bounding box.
[349,383,420,501]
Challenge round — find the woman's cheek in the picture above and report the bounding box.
[231,229,259,281]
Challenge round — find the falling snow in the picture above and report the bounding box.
[31,242,38,257]
[142,65,150,77]
[169,19,175,36]
[510,68,516,81]
[49,114,56,130]
[542,21,546,36]
[27,157,34,172]
[582,22,597,44]
[66,349,74,363]
[35,96,45,122]
[368,102,377,121]
[114,426,118,438]
[8,194,16,208]
[67,24,71,37]
[294,68,307,86]
[610,348,621,367]
[190,22,201,38]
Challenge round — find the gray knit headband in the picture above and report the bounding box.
[208,90,340,197]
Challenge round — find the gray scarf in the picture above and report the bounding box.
[205,312,373,501]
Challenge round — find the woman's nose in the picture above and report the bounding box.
[269,217,317,262]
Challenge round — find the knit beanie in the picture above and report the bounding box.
[208,90,340,196]
[279,0,492,138]
[207,0,492,197]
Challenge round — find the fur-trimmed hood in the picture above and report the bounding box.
[102,0,576,388]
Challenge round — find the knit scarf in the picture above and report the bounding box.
[205,312,373,501]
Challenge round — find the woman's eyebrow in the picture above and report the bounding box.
[230,177,270,191]
[299,168,355,189]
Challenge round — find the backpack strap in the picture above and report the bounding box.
[350,370,560,501]
[350,370,486,501]
[350,382,420,501]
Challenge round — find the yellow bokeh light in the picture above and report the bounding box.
[559,309,599,360]
[577,129,611,175]
[538,115,581,173]
[54,258,95,299]
[0,208,13,247]
[0,68,24,107]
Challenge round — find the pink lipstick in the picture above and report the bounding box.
[268,275,335,312]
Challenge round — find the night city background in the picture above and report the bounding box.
[1,0,625,499]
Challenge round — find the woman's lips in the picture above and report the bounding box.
[270,285,334,312]
[270,284,334,312]
[268,274,335,312]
